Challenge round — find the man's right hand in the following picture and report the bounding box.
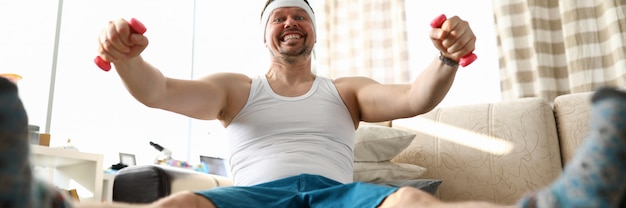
[96,18,149,65]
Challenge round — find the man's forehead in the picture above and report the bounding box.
[260,0,316,41]
[270,7,309,16]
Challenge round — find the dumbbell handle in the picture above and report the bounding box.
[430,14,477,67]
[94,18,147,71]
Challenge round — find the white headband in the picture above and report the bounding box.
[260,0,316,41]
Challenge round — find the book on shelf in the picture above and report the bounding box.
[58,188,79,201]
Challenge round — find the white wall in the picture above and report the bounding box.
[1,0,500,170]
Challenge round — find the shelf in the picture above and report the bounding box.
[31,145,102,168]
[30,145,104,202]
[102,173,115,203]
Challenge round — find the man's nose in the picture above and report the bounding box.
[284,18,298,28]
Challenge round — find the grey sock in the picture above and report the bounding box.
[518,87,626,207]
[0,77,32,207]
[0,77,73,208]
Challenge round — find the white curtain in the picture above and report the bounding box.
[317,0,409,84]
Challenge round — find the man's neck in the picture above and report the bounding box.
[265,60,316,97]
[266,59,314,83]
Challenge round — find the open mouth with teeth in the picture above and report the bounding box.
[282,33,303,42]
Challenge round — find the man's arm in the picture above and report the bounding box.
[115,59,245,121]
[97,19,248,121]
[347,16,475,122]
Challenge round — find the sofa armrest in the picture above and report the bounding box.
[113,164,233,203]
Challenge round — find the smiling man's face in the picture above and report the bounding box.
[264,7,315,58]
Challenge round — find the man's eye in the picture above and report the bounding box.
[296,16,305,20]
[273,18,284,23]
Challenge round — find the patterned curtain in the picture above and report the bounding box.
[316,0,409,84]
[494,0,626,101]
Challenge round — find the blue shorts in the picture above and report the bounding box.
[195,174,399,208]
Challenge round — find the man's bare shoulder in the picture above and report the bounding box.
[200,72,252,123]
[199,72,252,84]
[329,76,382,124]
[332,76,379,89]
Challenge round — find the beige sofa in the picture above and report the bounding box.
[391,91,594,205]
[112,91,595,205]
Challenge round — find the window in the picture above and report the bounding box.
[0,0,58,132]
[404,1,501,106]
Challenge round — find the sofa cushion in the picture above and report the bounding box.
[353,161,426,183]
[354,125,415,162]
[353,125,427,184]
[553,91,593,166]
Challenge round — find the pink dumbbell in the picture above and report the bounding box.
[430,14,477,67]
[94,18,147,71]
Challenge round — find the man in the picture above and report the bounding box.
[87,0,626,207]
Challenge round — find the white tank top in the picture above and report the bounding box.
[226,75,355,186]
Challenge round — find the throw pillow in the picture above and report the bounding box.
[354,125,415,162]
[353,161,427,183]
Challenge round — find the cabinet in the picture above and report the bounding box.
[30,145,104,202]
